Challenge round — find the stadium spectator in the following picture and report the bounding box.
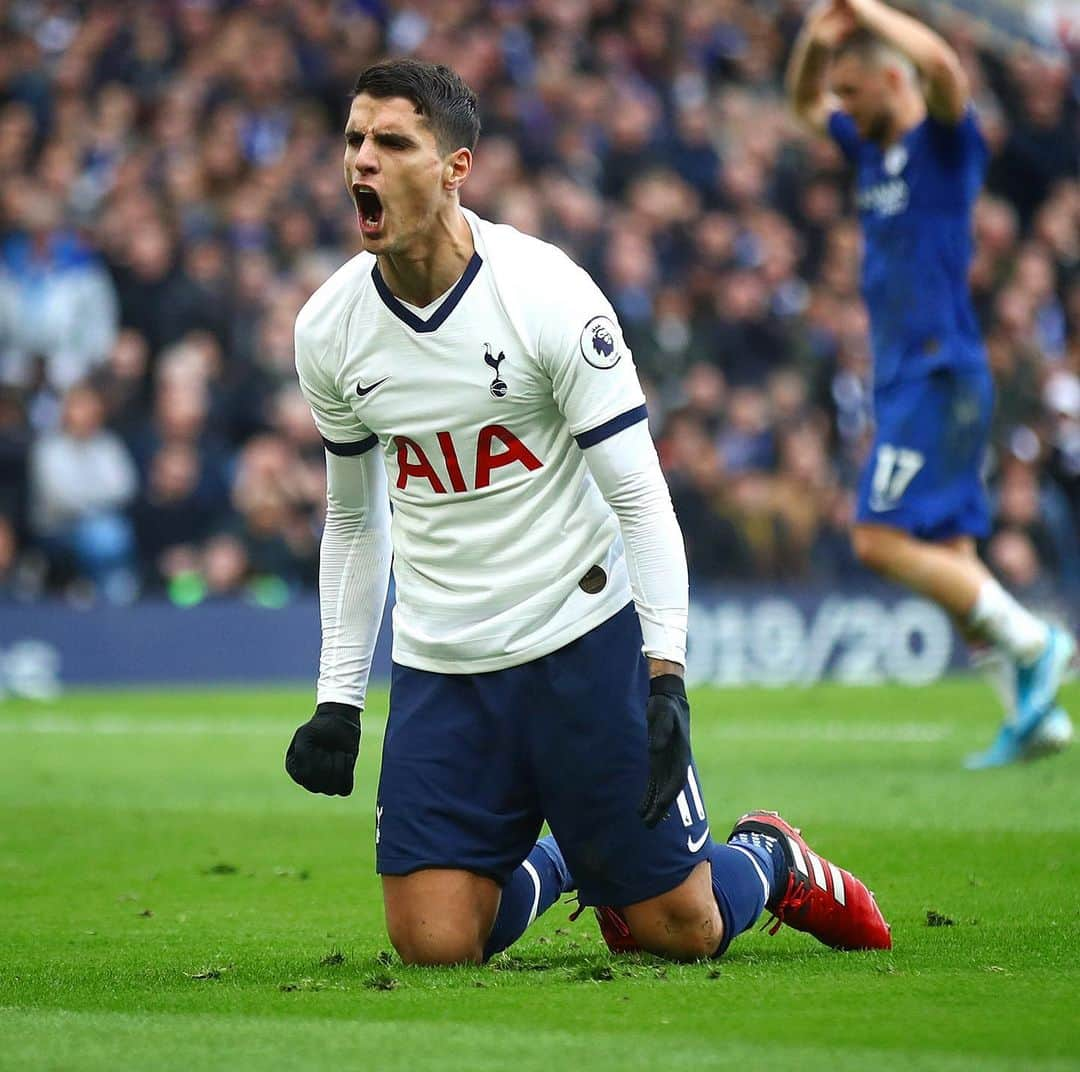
[0,188,118,392]
[0,0,1071,606]
[0,387,29,538]
[132,440,216,591]
[28,382,138,603]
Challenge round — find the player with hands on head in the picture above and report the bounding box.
[787,0,1075,767]
[285,58,890,965]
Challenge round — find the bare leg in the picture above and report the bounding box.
[620,860,724,960]
[851,523,988,618]
[382,839,571,965]
[382,869,500,965]
[851,522,1073,765]
[852,522,1048,663]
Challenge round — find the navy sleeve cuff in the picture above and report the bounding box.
[322,434,379,457]
[574,404,649,449]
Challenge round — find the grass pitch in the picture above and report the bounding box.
[1,679,1078,1071]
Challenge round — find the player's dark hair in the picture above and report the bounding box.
[352,59,480,155]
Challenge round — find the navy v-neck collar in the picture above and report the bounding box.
[371,251,483,333]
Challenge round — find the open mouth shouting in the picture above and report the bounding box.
[353,185,384,237]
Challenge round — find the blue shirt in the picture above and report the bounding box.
[828,108,989,389]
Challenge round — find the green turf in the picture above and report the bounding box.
[1,680,1078,1071]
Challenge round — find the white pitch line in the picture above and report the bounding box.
[708,721,953,744]
[0,714,950,744]
[0,716,286,737]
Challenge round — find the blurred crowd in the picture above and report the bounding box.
[0,0,1076,607]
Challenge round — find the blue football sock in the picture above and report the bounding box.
[728,829,788,908]
[709,836,783,956]
[483,835,573,960]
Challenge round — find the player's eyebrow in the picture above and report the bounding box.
[344,127,419,149]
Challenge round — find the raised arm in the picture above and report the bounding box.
[786,1,857,133]
[847,0,969,122]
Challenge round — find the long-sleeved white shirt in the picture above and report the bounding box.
[297,210,687,704]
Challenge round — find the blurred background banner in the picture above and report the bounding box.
[0,1,1075,689]
[0,582,971,696]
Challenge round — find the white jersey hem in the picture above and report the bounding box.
[390,591,634,675]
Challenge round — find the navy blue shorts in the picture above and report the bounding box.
[375,603,712,907]
[856,368,993,541]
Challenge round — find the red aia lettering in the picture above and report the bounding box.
[474,424,543,489]
[436,431,468,494]
[395,436,446,493]
[394,426,543,493]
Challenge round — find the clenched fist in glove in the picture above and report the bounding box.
[638,674,692,828]
[285,702,361,796]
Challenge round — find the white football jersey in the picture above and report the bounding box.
[295,209,649,674]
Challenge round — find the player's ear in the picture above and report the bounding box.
[444,147,472,192]
[884,63,906,95]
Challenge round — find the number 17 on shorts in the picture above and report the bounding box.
[868,444,925,512]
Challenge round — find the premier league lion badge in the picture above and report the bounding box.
[579,315,623,369]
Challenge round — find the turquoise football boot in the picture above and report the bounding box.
[1015,627,1076,739]
[964,706,1073,769]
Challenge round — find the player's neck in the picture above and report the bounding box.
[879,95,926,146]
[376,208,475,308]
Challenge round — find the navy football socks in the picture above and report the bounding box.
[483,835,572,960]
[728,828,789,907]
[483,832,787,959]
[709,832,786,954]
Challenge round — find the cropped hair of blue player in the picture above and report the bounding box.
[787,0,1075,768]
[284,57,891,965]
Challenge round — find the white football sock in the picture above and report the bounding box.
[968,579,1049,667]
[967,644,1016,715]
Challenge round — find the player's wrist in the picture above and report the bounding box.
[647,659,684,683]
[847,0,880,20]
[648,674,686,702]
[314,701,361,725]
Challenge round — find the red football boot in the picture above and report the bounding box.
[568,900,642,953]
[592,905,640,954]
[729,811,891,951]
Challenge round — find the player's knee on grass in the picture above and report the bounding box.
[621,861,723,961]
[388,922,485,966]
[382,870,500,966]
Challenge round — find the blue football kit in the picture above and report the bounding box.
[829,108,994,540]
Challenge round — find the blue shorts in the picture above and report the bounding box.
[375,603,712,907]
[856,368,993,541]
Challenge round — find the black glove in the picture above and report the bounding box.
[285,702,361,796]
[638,674,692,828]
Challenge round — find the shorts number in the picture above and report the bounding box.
[675,766,707,827]
[869,444,924,511]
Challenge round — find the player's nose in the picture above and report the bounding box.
[351,145,378,178]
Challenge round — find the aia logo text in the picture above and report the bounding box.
[395,425,542,493]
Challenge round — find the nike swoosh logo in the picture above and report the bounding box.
[687,827,710,853]
[356,377,389,397]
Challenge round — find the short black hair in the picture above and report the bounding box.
[352,59,480,155]
[833,28,906,69]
